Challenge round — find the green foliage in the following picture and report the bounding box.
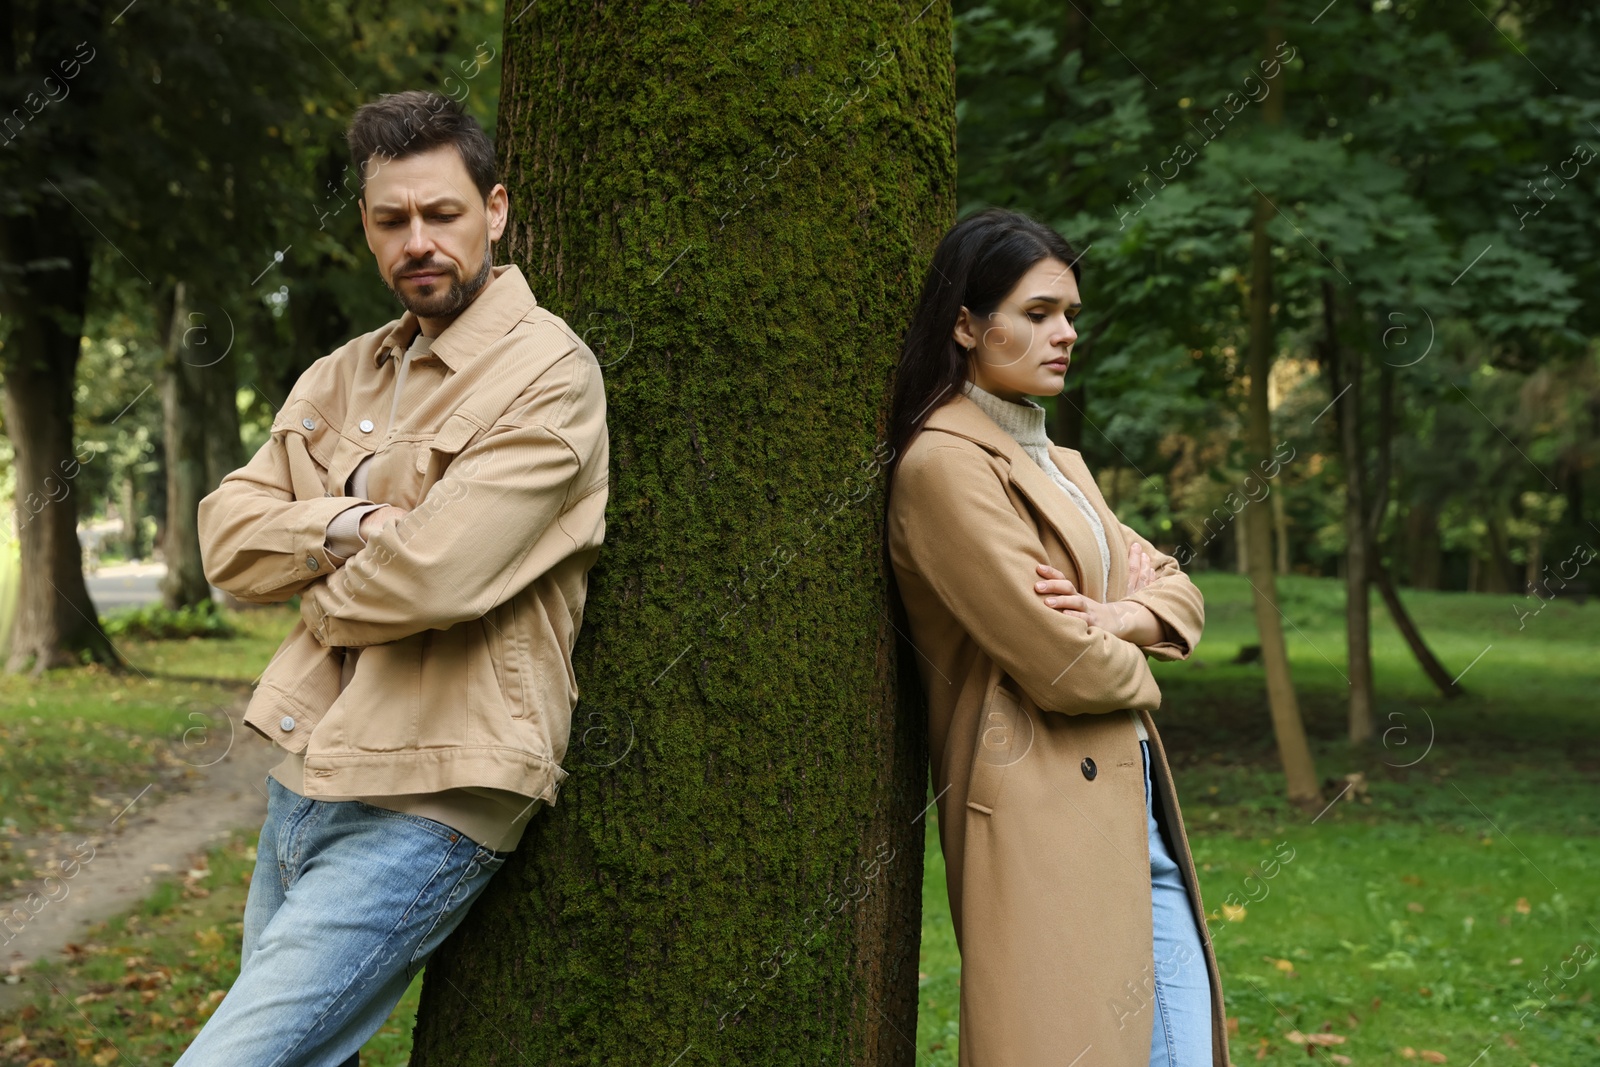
[952,0,1600,585]
[102,599,236,641]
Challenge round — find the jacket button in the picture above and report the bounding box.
[306,555,319,571]
[302,417,316,430]
[359,419,374,433]
[280,716,296,732]
[1081,757,1097,781]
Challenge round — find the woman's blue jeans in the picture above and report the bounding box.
[1142,739,1214,1066]
[174,774,510,1067]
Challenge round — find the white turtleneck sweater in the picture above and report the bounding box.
[961,380,1149,742]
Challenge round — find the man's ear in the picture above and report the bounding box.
[486,183,509,243]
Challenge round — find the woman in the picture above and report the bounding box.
[886,208,1229,1066]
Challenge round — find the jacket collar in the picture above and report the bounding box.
[921,392,1125,602]
[373,263,539,372]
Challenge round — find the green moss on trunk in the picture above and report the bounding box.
[410,2,954,1064]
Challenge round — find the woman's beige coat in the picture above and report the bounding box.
[887,393,1230,1067]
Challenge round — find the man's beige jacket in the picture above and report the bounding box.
[198,265,608,808]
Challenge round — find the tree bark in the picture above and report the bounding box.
[160,281,213,610]
[0,214,117,673]
[410,5,955,1064]
[1243,0,1320,804]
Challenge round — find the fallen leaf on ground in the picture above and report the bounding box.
[1285,1030,1346,1046]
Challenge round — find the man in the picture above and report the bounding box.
[184,90,608,1064]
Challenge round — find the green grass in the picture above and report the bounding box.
[0,829,420,1065]
[3,576,1598,1063]
[0,607,296,891]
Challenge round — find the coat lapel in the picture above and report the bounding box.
[921,394,1116,603]
[1048,444,1129,600]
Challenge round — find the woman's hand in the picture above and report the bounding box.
[1034,563,1166,646]
[1126,540,1157,594]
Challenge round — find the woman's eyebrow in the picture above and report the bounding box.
[1025,295,1083,308]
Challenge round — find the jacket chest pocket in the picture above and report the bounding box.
[966,684,1035,815]
[272,399,344,499]
[363,413,485,511]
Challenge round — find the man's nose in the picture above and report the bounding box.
[404,218,434,259]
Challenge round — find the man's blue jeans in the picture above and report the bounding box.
[175,774,510,1067]
[1142,739,1214,1066]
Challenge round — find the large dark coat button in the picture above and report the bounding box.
[1081,757,1097,781]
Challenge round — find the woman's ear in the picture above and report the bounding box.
[952,306,978,351]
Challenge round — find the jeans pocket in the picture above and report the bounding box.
[403,846,506,981]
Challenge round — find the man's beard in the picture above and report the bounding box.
[384,238,493,319]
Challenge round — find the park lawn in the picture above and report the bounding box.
[0,828,420,1066]
[3,576,1597,1063]
[0,606,296,891]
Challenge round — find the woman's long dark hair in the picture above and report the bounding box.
[885,207,1083,488]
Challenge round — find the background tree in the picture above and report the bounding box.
[409,2,955,1063]
[0,0,505,660]
[949,0,1598,794]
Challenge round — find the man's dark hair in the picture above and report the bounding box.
[345,90,497,200]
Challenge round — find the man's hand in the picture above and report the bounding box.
[1033,562,1166,646]
[359,505,410,542]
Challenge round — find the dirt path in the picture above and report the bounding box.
[0,716,280,1013]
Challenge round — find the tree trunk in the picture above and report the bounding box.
[0,216,118,674]
[1373,560,1464,699]
[1271,485,1289,575]
[1329,281,1374,745]
[1402,501,1442,588]
[1243,0,1320,805]
[120,476,139,560]
[411,5,955,1065]
[160,281,213,610]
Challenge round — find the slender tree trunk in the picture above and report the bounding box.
[1403,501,1442,588]
[1484,514,1515,593]
[1368,354,1460,696]
[1272,487,1289,574]
[1373,561,1463,699]
[1328,282,1374,744]
[200,308,244,611]
[411,5,954,1064]
[160,281,212,610]
[1244,0,1320,804]
[120,476,139,559]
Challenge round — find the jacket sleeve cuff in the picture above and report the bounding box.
[267,496,378,596]
[325,503,386,562]
[1126,591,1197,662]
